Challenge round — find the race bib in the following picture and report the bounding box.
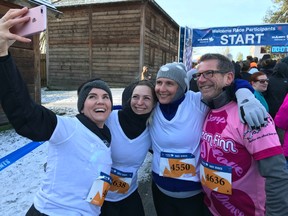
[109,168,133,194]
[200,160,232,195]
[159,152,196,180]
[86,172,112,206]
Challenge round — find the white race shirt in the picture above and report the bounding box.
[105,110,151,201]
[34,116,112,216]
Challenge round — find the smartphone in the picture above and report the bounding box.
[11,5,47,37]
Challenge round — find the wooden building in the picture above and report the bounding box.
[0,0,58,125]
[47,0,179,89]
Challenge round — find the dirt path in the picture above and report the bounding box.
[138,174,157,216]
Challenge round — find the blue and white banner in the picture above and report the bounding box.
[184,27,193,71]
[178,26,185,63]
[192,24,288,47]
[0,141,45,172]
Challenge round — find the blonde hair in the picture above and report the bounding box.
[140,66,149,80]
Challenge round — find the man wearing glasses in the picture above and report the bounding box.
[194,53,288,216]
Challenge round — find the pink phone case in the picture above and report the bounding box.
[11,5,47,37]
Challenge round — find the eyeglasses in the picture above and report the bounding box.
[255,79,269,84]
[192,70,224,81]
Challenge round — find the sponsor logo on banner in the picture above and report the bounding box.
[190,24,288,47]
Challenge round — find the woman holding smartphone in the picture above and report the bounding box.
[0,8,113,216]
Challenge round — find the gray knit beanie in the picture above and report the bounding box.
[77,79,113,112]
[156,62,188,101]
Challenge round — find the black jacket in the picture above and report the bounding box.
[264,62,288,119]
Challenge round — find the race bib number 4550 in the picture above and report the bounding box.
[159,152,196,180]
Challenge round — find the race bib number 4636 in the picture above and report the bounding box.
[200,160,232,195]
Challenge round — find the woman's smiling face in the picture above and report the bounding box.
[81,88,112,128]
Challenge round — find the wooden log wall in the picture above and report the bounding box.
[47,2,179,89]
[143,4,178,80]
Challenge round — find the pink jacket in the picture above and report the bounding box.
[274,93,288,157]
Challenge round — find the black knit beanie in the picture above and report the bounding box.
[77,79,113,112]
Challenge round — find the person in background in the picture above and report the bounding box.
[248,62,259,74]
[192,61,198,68]
[0,8,113,216]
[249,71,269,112]
[259,53,271,66]
[196,53,288,216]
[253,56,259,66]
[100,80,157,216]
[239,60,251,81]
[187,59,200,92]
[264,61,288,144]
[141,66,152,81]
[264,61,288,119]
[187,68,199,92]
[280,55,288,67]
[149,61,267,216]
[226,53,241,77]
[259,57,276,77]
[274,93,288,168]
[246,55,253,63]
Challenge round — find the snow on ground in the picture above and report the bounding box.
[0,88,152,216]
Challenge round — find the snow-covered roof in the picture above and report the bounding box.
[52,0,178,27]
[28,0,57,9]
[55,0,139,7]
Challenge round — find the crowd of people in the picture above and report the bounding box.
[230,54,288,118]
[2,7,288,216]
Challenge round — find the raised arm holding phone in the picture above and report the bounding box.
[0,7,32,56]
[0,7,113,216]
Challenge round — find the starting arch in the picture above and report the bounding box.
[179,24,288,70]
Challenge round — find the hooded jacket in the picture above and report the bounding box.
[264,62,288,119]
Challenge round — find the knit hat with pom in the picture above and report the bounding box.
[156,62,188,101]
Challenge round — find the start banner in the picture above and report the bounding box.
[191,24,288,47]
